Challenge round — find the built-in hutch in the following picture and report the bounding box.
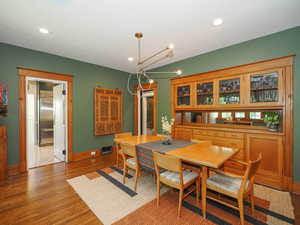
[171,56,294,191]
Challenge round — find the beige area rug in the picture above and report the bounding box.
[67,168,169,225]
[68,167,295,225]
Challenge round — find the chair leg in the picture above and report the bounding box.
[178,188,183,218]
[134,168,139,192]
[196,179,200,205]
[116,152,119,167]
[123,165,128,184]
[238,197,245,225]
[156,178,160,207]
[250,189,255,215]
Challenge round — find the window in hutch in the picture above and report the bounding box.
[219,78,240,104]
[221,112,232,120]
[235,112,245,119]
[177,85,190,106]
[250,112,262,120]
[209,112,218,124]
[197,82,213,104]
[250,72,279,103]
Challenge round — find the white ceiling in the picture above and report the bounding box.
[1,0,300,73]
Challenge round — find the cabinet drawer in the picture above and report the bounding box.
[174,128,192,141]
[206,130,225,137]
[192,135,243,149]
[221,139,244,149]
[224,132,244,139]
[193,130,207,136]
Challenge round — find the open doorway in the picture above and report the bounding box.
[134,83,157,135]
[26,77,67,169]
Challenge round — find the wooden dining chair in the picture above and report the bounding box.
[115,132,132,167]
[120,142,140,191]
[153,151,200,217]
[204,154,262,225]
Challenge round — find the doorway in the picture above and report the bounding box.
[18,68,73,172]
[134,83,157,135]
[26,78,67,168]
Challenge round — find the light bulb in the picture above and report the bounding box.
[128,57,134,62]
[39,28,49,34]
[213,18,223,26]
[176,70,182,75]
[168,43,174,49]
[149,79,154,84]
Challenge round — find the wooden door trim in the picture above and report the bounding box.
[134,83,158,135]
[18,68,73,172]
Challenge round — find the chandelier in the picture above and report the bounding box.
[127,32,182,95]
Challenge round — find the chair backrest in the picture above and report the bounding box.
[153,151,181,173]
[120,143,136,158]
[115,132,132,138]
[245,153,262,180]
[239,153,262,194]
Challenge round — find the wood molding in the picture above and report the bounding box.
[18,67,73,82]
[171,55,295,84]
[134,82,158,135]
[18,68,73,172]
[72,149,107,161]
[292,182,300,195]
[8,164,20,176]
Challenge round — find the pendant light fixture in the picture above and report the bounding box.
[127,32,182,95]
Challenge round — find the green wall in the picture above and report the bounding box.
[0,43,132,165]
[152,26,300,182]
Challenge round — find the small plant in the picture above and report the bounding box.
[263,112,280,131]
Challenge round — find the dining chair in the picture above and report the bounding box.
[153,151,200,217]
[115,132,132,167]
[120,142,140,191]
[204,154,262,225]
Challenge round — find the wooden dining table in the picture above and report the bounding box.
[113,135,239,218]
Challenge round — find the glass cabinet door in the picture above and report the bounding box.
[176,85,191,106]
[250,72,279,103]
[219,78,240,104]
[196,82,213,105]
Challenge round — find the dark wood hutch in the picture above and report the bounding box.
[171,55,294,191]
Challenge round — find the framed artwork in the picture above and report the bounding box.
[0,84,8,105]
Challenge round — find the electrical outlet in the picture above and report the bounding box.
[91,151,96,156]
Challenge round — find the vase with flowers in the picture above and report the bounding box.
[161,113,175,145]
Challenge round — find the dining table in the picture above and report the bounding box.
[113,134,239,218]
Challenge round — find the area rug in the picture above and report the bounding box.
[67,167,295,225]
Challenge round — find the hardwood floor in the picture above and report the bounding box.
[0,153,299,225]
[0,154,116,225]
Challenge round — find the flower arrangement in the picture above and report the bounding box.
[161,113,175,136]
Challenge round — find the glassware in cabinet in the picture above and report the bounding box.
[196,82,213,105]
[177,85,191,106]
[250,72,279,103]
[219,78,240,104]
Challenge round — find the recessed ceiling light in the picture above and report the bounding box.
[213,18,223,26]
[168,43,174,49]
[128,57,134,62]
[39,28,49,34]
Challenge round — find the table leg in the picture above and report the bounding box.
[201,166,207,218]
